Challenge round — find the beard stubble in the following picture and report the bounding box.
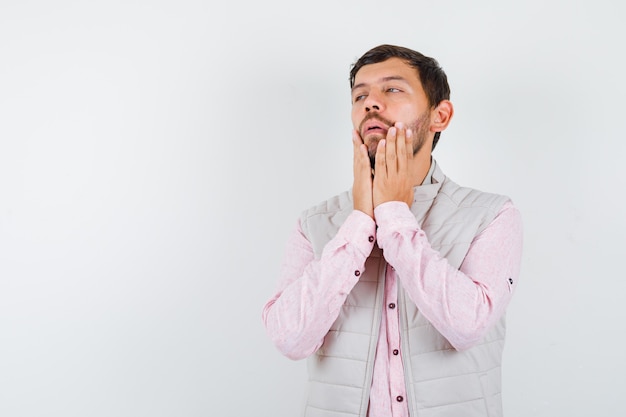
[364,111,431,171]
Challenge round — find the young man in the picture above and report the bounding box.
[262,44,523,417]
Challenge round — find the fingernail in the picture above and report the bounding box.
[395,122,404,129]
[406,128,413,137]
[388,127,396,136]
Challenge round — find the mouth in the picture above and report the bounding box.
[366,125,386,134]
[361,121,389,138]
[359,114,394,139]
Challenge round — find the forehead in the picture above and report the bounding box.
[353,57,421,87]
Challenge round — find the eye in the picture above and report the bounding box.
[353,94,366,103]
[387,87,401,93]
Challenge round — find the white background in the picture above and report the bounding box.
[1,1,624,416]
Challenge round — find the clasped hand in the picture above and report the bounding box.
[352,122,415,219]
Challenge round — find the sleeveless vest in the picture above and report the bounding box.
[299,161,510,417]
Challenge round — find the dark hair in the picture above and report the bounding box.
[349,44,450,150]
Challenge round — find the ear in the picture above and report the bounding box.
[430,100,454,133]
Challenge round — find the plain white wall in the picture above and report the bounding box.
[1,1,624,416]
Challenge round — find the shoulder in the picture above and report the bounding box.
[438,176,511,214]
[430,173,515,236]
[300,189,353,225]
[298,189,354,255]
[431,160,510,213]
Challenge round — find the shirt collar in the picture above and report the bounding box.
[421,157,436,185]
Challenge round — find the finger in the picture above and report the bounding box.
[405,127,413,158]
[385,126,397,171]
[374,138,386,176]
[352,130,366,161]
[352,131,374,217]
[352,129,363,151]
[396,124,407,172]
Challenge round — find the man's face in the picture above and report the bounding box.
[351,57,433,166]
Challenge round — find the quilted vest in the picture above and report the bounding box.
[299,161,510,417]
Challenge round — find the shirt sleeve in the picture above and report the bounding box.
[262,210,377,360]
[374,200,523,351]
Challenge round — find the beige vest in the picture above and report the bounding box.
[299,161,510,417]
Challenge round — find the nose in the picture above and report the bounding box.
[364,90,383,112]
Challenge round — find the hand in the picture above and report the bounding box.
[373,123,415,208]
[352,129,374,219]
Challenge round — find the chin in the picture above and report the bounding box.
[365,136,383,154]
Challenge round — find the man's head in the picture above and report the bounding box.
[349,44,453,165]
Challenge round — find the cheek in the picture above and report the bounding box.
[399,107,425,126]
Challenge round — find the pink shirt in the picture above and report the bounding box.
[263,198,523,417]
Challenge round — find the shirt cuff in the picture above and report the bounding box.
[374,201,419,240]
[335,210,377,257]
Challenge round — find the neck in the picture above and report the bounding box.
[411,152,432,186]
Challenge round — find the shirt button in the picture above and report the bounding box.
[396,396,404,402]
[368,235,374,242]
[393,349,399,355]
[388,303,396,309]
[354,270,360,276]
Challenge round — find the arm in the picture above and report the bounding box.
[375,200,523,350]
[262,211,376,360]
[262,129,379,360]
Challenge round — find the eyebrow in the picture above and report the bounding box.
[351,76,410,92]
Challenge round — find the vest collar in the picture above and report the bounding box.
[410,158,444,221]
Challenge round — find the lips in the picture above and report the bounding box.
[361,120,389,137]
